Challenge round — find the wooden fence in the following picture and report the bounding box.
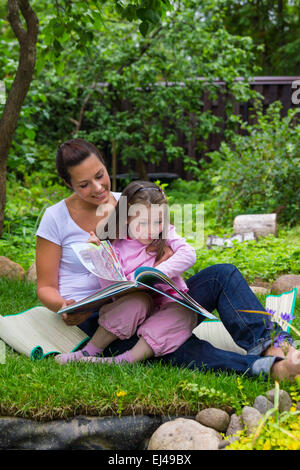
[112,76,300,184]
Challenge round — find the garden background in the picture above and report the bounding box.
[0,0,300,450]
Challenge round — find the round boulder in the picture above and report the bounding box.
[0,256,25,281]
[195,408,230,433]
[148,418,221,450]
[271,275,300,297]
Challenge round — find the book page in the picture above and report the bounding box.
[71,242,126,281]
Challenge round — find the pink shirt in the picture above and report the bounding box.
[112,225,196,305]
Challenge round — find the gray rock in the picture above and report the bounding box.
[266,389,292,412]
[253,395,274,415]
[195,408,230,433]
[242,406,262,435]
[218,439,231,449]
[148,418,222,451]
[250,286,270,295]
[225,413,243,437]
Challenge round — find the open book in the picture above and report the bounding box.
[58,242,217,320]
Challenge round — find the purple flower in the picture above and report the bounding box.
[266,308,276,316]
[274,334,286,348]
[280,312,295,323]
[266,322,274,330]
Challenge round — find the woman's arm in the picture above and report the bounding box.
[36,236,97,325]
[36,236,66,312]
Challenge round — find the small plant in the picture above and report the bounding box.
[177,380,236,409]
[227,382,300,450]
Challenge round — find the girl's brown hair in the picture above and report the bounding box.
[56,138,106,186]
[104,181,169,262]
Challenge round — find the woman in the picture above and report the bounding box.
[36,138,300,381]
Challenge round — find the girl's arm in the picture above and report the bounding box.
[154,225,196,278]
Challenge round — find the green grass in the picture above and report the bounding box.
[0,279,299,422]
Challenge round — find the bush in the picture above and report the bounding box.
[209,101,300,226]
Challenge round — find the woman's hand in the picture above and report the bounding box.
[60,299,93,326]
[154,246,174,266]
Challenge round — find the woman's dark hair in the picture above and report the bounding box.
[56,138,106,186]
[103,180,169,262]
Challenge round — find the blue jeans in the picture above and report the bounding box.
[79,264,292,376]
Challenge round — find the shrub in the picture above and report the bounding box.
[209,101,300,226]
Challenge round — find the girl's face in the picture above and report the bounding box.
[128,204,166,244]
[68,154,111,206]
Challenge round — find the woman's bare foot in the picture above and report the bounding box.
[264,341,291,359]
[270,346,300,381]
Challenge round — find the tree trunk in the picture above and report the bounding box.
[0,0,38,236]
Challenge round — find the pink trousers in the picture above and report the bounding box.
[98,292,198,357]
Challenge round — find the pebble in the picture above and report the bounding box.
[242,406,262,435]
[266,389,292,412]
[226,413,243,437]
[253,395,274,414]
[195,408,230,433]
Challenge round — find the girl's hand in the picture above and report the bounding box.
[154,246,174,266]
[60,299,92,326]
[87,231,100,245]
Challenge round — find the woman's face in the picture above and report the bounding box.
[68,153,111,206]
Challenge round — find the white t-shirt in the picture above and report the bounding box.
[35,193,121,302]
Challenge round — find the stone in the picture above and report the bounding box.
[242,406,262,435]
[26,262,37,282]
[271,275,300,297]
[0,256,25,281]
[218,440,231,449]
[253,395,274,415]
[225,413,243,437]
[195,408,230,433]
[233,213,277,238]
[147,418,222,451]
[266,389,292,412]
[250,286,270,295]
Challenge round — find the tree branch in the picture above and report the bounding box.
[7,0,26,43]
[19,0,39,38]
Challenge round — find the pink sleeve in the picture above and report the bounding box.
[155,225,196,279]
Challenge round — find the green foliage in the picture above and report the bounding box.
[189,232,300,284]
[1,173,69,270]
[208,101,300,226]
[1,0,259,180]
[222,0,300,75]
[229,412,300,450]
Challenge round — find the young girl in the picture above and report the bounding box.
[55,181,198,365]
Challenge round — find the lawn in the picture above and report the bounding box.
[0,179,299,422]
[0,277,299,422]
